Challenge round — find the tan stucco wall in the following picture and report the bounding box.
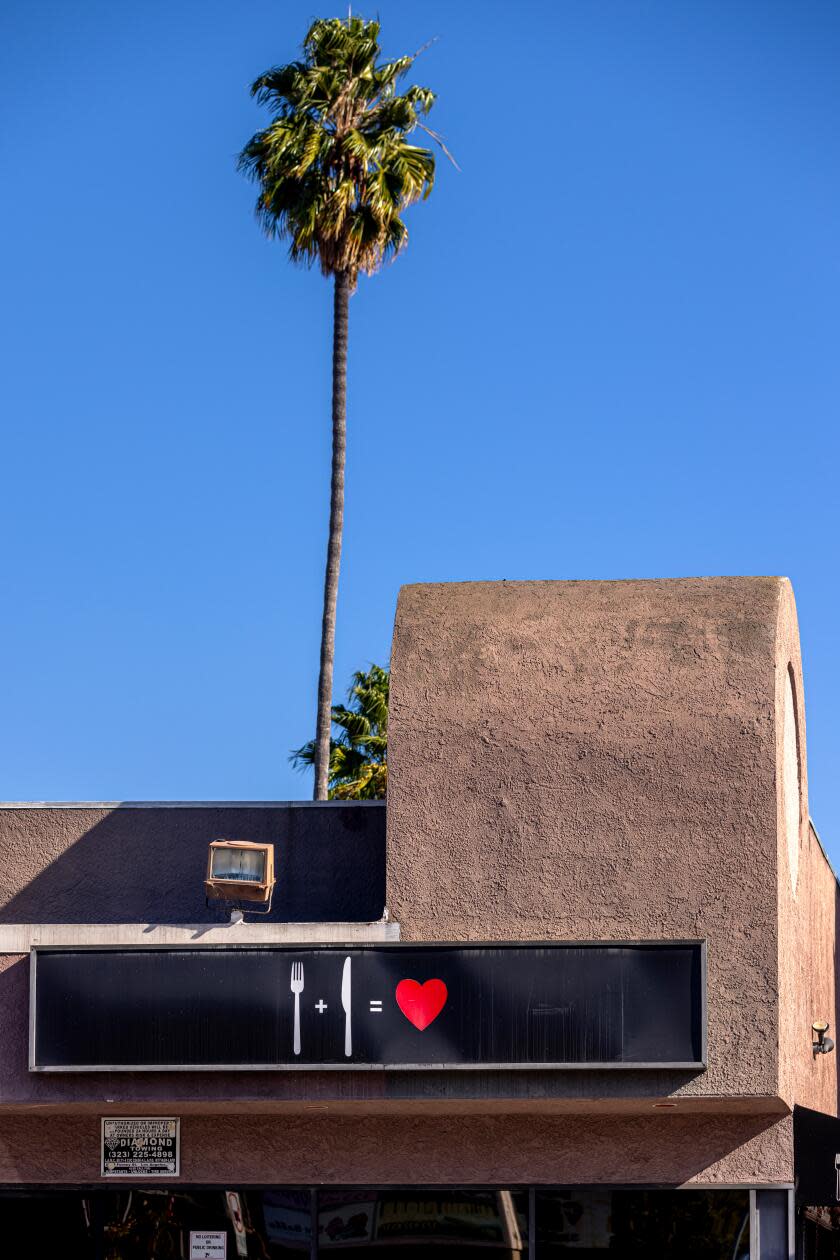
[0,576,831,1187]
[387,577,818,1107]
[770,585,840,1112]
[777,818,839,1112]
[0,1113,793,1185]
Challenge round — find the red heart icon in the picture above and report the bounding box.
[395,978,448,1031]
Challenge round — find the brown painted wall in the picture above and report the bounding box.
[769,585,840,1113]
[777,820,839,1112]
[387,577,820,1108]
[0,1113,793,1186]
[0,576,831,1187]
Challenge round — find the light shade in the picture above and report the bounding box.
[210,846,266,883]
[205,840,275,905]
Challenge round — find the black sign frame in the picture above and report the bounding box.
[29,940,707,1073]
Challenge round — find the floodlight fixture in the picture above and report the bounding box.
[205,840,275,914]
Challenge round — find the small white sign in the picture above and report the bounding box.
[101,1117,179,1178]
[190,1231,227,1259]
[226,1190,249,1257]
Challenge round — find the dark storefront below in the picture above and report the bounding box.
[0,1185,807,1258]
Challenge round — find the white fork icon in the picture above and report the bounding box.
[290,962,304,1056]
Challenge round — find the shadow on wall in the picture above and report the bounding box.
[0,805,386,924]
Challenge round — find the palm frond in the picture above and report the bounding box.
[238,15,446,285]
[289,663,389,799]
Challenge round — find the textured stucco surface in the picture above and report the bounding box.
[0,1112,793,1185]
[387,577,812,1105]
[777,818,839,1112]
[0,803,385,923]
[772,582,840,1113]
[0,577,832,1188]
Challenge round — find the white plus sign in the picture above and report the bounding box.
[315,1000,328,1014]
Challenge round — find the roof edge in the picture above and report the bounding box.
[0,800,386,810]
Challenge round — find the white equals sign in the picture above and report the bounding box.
[369,1000,383,1014]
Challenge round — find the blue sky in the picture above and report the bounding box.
[1,1,838,851]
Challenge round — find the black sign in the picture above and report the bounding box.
[30,942,704,1071]
[795,1105,840,1205]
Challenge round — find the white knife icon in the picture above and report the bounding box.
[341,956,352,1058]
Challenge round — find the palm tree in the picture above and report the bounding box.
[238,16,439,799]
[291,663,389,799]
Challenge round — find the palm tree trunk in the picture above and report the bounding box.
[313,270,350,800]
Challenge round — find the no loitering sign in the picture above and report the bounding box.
[190,1232,227,1258]
[101,1117,180,1177]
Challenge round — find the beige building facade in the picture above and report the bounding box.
[0,576,836,1257]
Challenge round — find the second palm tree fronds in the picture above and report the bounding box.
[291,664,389,799]
[238,17,440,798]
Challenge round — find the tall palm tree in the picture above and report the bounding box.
[291,663,389,799]
[238,16,439,799]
